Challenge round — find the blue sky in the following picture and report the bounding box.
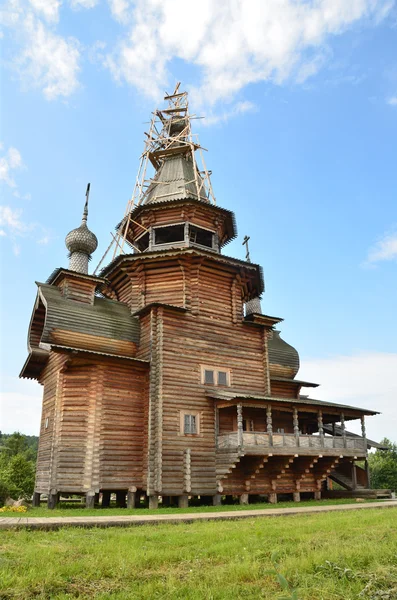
[1,0,397,441]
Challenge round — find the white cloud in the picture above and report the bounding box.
[299,352,397,443]
[70,0,98,9]
[16,14,81,99]
[105,0,392,108]
[108,0,131,23]
[0,205,30,234]
[204,101,257,126]
[387,95,397,105]
[0,377,43,436]
[28,0,60,23]
[0,146,23,187]
[365,230,397,264]
[1,1,81,100]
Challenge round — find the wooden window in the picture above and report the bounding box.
[44,416,49,430]
[180,411,201,436]
[154,224,185,245]
[189,224,214,248]
[204,369,214,384]
[217,371,228,386]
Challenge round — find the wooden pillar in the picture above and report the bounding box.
[149,495,158,509]
[116,491,126,508]
[86,493,95,509]
[365,459,371,488]
[127,491,136,509]
[32,492,41,507]
[47,492,58,510]
[266,405,273,446]
[314,491,321,500]
[293,407,299,445]
[178,495,189,509]
[215,407,219,448]
[213,494,222,506]
[268,492,277,504]
[237,403,243,449]
[293,492,300,503]
[317,410,324,447]
[340,413,346,447]
[240,493,249,505]
[102,491,111,507]
[351,462,357,490]
[94,493,100,505]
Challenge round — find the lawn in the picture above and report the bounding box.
[0,497,379,518]
[0,507,396,599]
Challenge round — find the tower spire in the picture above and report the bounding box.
[243,235,262,316]
[65,183,98,274]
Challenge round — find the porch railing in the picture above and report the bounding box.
[217,432,367,451]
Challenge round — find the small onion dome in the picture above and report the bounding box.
[65,222,98,256]
[268,330,300,379]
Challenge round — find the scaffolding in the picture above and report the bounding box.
[94,83,215,274]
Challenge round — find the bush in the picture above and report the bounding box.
[0,479,11,507]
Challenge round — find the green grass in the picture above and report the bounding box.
[0,507,396,599]
[1,497,379,518]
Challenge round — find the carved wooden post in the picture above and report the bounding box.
[340,413,346,448]
[237,403,243,449]
[361,415,367,449]
[365,459,371,488]
[293,407,299,446]
[317,410,324,447]
[266,405,273,446]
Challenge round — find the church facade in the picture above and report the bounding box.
[21,88,379,508]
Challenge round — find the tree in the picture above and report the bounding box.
[0,432,37,503]
[368,438,397,492]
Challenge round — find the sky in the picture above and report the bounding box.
[1,0,397,443]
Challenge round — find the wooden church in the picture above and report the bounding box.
[21,86,380,509]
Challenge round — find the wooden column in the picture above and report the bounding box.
[178,495,189,508]
[351,462,357,491]
[365,459,371,488]
[293,492,300,503]
[268,492,277,504]
[32,492,41,507]
[47,492,59,510]
[213,494,222,506]
[237,403,243,449]
[340,413,346,447]
[86,492,95,509]
[361,415,367,446]
[127,491,136,509]
[240,493,249,505]
[116,491,126,508]
[266,405,273,446]
[149,495,158,509]
[102,491,111,508]
[293,407,299,445]
[317,410,324,447]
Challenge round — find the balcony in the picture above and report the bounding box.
[217,432,367,456]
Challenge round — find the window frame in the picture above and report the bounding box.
[179,410,202,436]
[200,366,231,387]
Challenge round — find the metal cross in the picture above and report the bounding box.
[83,183,90,223]
[242,235,251,262]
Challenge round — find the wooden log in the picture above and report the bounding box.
[178,495,189,508]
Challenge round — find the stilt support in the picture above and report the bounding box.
[213,494,222,506]
[268,493,277,504]
[47,492,58,510]
[127,491,136,509]
[178,495,189,509]
[116,491,126,508]
[240,493,249,505]
[102,491,111,508]
[86,493,95,509]
[149,495,158,509]
[314,491,321,500]
[293,492,301,503]
[32,492,41,507]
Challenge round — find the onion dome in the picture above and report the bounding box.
[65,184,98,274]
[268,330,300,379]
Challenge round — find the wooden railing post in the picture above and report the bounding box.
[266,405,273,447]
[237,403,243,449]
[293,407,299,446]
[317,410,324,447]
[340,412,346,448]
